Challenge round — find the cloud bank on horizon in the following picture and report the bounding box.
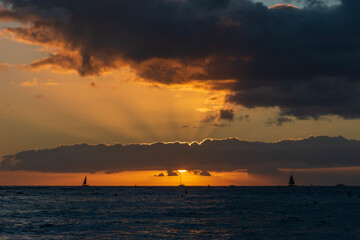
[1,0,360,120]
[1,136,360,174]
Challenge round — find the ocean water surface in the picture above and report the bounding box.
[1,186,360,239]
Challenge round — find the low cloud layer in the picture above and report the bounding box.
[1,136,360,175]
[1,0,360,119]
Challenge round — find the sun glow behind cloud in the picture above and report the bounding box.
[0,170,251,186]
[1,67,227,146]
[2,166,360,186]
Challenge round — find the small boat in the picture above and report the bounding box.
[82,176,89,187]
[288,174,295,186]
[179,184,185,187]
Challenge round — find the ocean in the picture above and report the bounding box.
[1,186,359,239]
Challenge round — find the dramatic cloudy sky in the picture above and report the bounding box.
[1,0,360,185]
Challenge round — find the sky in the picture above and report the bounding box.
[1,0,360,186]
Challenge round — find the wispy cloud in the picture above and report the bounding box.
[34,94,46,100]
[20,78,59,87]
[219,109,234,121]
[266,116,294,127]
[0,63,9,71]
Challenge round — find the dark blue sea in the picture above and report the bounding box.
[1,186,360,239]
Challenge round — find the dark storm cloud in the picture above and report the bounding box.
[219,109,234,121]
[1,136,360,174]
[1,0,360,119]
[226,77,360,119]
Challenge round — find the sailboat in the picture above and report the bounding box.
[288,174,295,186]
[82,176,89,187]
[179,173,185,187]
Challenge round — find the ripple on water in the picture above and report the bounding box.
[0,186,360,239]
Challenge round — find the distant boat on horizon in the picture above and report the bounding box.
[288,174,295,186]
[82,176,89,187]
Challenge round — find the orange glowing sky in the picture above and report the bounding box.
[2,167,360,186]
[0,170,252,186]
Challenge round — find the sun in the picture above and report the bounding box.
[178,170,187,173]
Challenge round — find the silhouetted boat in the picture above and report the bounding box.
[179,184,185,187]
[288,174,295,186]
[82,176,89,187]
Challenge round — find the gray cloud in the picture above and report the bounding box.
[1,136,360,176]
[1,0,360,119]
[237,114,250,121]
[167,170,178,176]
[219,109,234,121]
[266,116,294,126]
[212,123,230,127]
[201,115,217,123]
[154,172,165,177]
[34,94,46,100]
[202,108,235,126]
[195,170,212,176]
